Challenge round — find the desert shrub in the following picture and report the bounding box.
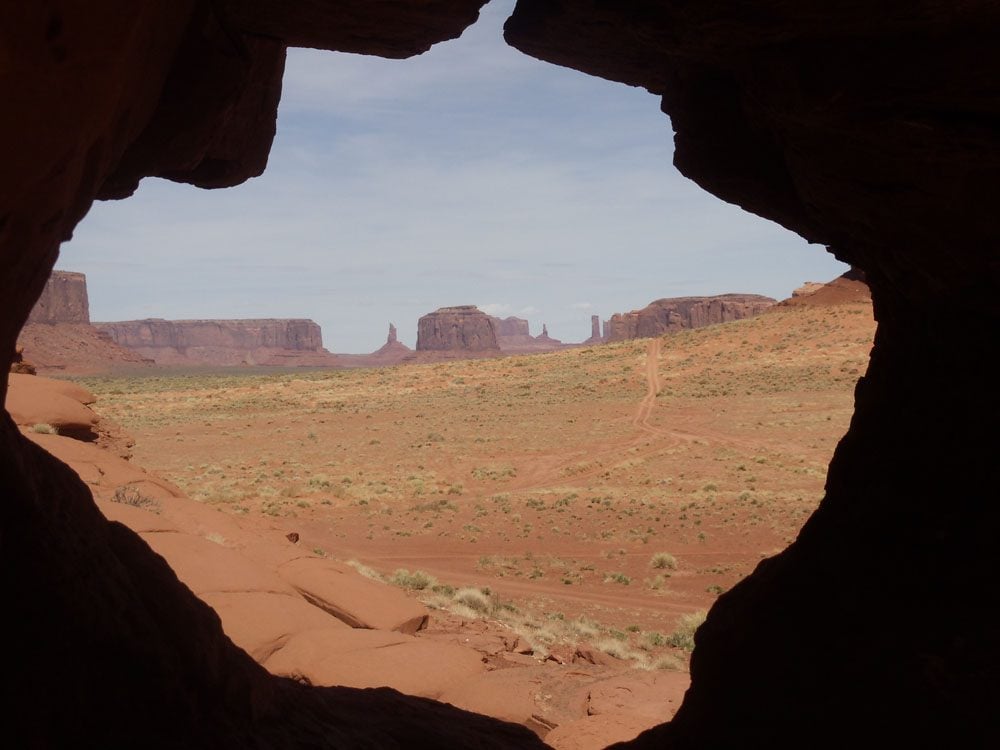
[666,610,707,651]
[31,423,59,435]
[642,631,666,649]
[111,485,161,514]
[390,569,436,591]
[604,572,631,585]
[650,552,677,570]
[651,654,686,671]
[346,559,382,581]
[453,587,491,613]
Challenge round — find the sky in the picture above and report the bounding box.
[59,0,846,353]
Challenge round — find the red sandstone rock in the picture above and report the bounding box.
[783,269,871,308]
[265,627,487,699]
[200,591,349,662]
[26,270,90,323]
[277,556,430,634]
[6,373,99,438]
[489,315,566,353]
[605,294,775,341]
[417,306,500,352]
[546,713,662,750]
[583,314,604,345]
[94,318,338,367]
[142,531,298,596]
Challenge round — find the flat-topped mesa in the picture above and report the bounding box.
[606,294,776,342]
[27,271,90,324]
[417,306,499,352]
[94,318,337,367]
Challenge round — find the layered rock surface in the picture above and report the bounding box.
[95,318,338,367]
[489,315,566,353]
[605,294,775,342]
[417,306,500,352]
[18,271,150,373]
[26,270,90,323]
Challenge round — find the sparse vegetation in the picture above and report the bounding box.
[650,552,677,570]
[110,485,162,514]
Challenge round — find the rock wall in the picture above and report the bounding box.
[491,316,530,337]
[27,271,90,324]
[95,318,335,366]
[506,3,1000,748]
[605,294,775,341]
[416,306,499,352]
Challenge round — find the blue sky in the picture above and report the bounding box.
[60,0,846,353]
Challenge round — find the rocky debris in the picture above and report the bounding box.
[782,269,871,307]
[27,270,90,324]
[11,346,36,374]
[418,306,500,352]
[94,318,338,367]
[605,294,776,342]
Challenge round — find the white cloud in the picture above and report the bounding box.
[479,303,510,316]
[59,0,847,353]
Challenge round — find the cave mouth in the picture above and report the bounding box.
[60,0,846,355]
[3,1,997,748]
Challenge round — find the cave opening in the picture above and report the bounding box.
[2,1,997,748]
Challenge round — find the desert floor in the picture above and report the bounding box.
[79,302,875,668]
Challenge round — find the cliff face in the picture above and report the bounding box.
[27,271,90,324]
[606,294,776,341]
[491,316,530,337]
[95,319,336,366]
[416,306,499,352]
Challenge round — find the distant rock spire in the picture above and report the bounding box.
[387,322,397,344]
[590,314,600,340]
[542,323,549,337]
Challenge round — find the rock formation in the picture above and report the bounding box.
[26,270,90,323]
[506,4,1000,748]
[784,269,872,307]
[605,294,775,341]
[368,322,413,364]
[95,318,338,367]
[485,315,565,353]
[418,306,499,352]
[2,2,997,748]
[19,270,151,373]
[582,314,604,345]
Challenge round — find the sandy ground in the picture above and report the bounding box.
[78,302,875,664]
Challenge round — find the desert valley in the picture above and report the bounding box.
[9,269,874,748]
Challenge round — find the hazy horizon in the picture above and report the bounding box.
[57,0,847,354]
